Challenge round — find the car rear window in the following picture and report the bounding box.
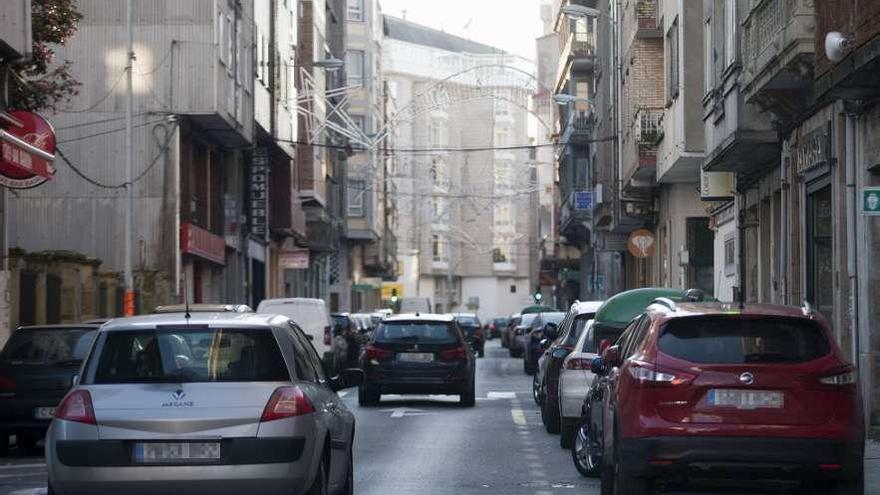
[659,317,831,364]
[0,328,96,366]
[455,316,479,327]
[519,314,538,327]
[374,322,458,344]
[91,328,290,384]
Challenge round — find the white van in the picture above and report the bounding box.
[399,297,432,314]
[256,298,334,360]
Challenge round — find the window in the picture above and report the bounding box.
[225,14,234,75]
[495,161,511,185]
[347,180,365,216]
[347,0,364,21]
[430,158,446,185]
[724,233,736,276]
[495,128,510,147]
[704,17,713,94]
[429,118,447,147]
[235,18,243,84]
[375,322,458,344]
[494,203,512,227]
[495,99,510,117]
[432,234,447,261]
[346,50,365,86]
[724,0,737,67]
[218,12,227,65]
[0,327,96,366]
[666,19,679,102]
[432,196,447,222]
[492,246,510,263]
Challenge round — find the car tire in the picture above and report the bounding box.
[826,471,863,495]
[612,462,649,495]
[358,383,380,407]
[306,453,328,495]
[532,374,543,406]
[571,417,601,477]
[541,394,561,434]
[523,358,534,375]
[560,419,576,449]
[478,346,485,358]
[460,379,476,407]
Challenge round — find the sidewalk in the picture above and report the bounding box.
[867,440,879,494]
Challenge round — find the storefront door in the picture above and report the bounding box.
[805,179,833,322]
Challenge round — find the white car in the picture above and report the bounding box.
[257,298,334,362]
[557,316,617,447]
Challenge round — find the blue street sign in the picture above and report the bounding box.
[574,191,593,210]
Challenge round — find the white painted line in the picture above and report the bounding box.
[0,464,45,471]
[487,391,517,399]
[511,408,527,426]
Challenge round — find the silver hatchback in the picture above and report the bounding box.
[45,312,362,495]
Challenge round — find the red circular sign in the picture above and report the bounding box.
[0,110,56,188]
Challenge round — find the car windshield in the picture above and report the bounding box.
[0,328,96,366]
[493,318,509,326]
[455,316,479,327]
[374,322,458,344]
[659,317,831,364]
[519,314,539,327]
[91,328,290,384]
[540,313,565,325]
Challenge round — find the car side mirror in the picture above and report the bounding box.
[602,345,622,367]
[540,338,550,349]
[331,368,365,392]
[543,322,559,340]
[71,374,80,387]
[551,347,568,360]
[590,356,604,375]
[598,339,611,355]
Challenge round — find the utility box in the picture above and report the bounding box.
[0,0,32,61]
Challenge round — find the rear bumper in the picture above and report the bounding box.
[0,397,63,433]
[363,363,470,395]
[558,374,590,419]
[618,436,864,481]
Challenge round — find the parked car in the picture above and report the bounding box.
[331,313,361,370]
[350,313,374,335]
[509,313,539,358]
[524,312,566,375]
[453,313,484,357]
[595,301,864,494]
[399,297,432,314]
[0,325,98,455]
[45,312,363,495]
[532,302,602,443]
[358,313,476,406]
[257,298,334,364]
[501,314,520,349]
[488,317,509,340]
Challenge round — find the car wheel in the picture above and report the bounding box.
[571,418,601,477]
[541,395,561,434]
[306,453,328,495]
[478,346,485,358]
[358,383,380,407]
[532,374,543,406]
[612,461,648,495]
[460,379,476,407]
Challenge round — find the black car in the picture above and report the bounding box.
[489,317,509,340]
[452,313,484,357]
[524,312,566,375]
[358,313,476,406]
[0,324,98,455]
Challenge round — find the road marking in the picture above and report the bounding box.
[380,407,437,418]
[0,464,45,471]
[511,408,527,425]
[487,391,517,399]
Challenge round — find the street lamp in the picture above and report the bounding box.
[560,4,600,19]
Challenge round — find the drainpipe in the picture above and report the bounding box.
[780,150,790,305]
[844,111,861,387]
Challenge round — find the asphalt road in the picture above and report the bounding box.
[2,339,878,495]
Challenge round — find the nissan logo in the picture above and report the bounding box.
[739,372,755,385]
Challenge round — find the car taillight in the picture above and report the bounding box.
[0,376,15,392]
[818,366,857,387]
[364,345,393,360]
[261,386,315,422]
[324,326,331,346]
[565,358,592,370]
[627,363,691,387]
[440,347,467,361]
[55,390,97,425]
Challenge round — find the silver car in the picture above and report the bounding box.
[45,312,362,495]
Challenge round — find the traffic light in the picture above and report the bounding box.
[390,288,399,305]
[534,287,543,303]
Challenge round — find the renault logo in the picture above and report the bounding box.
[172,389,186,401]
[739,372,755,385]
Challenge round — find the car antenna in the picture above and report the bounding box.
[182,272,191,322]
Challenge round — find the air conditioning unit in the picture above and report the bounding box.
[700,170,735,201]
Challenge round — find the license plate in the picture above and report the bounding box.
[707,389,784,410]
[34,407,55,420]
[398,352,434,363]
[133,442,221,463]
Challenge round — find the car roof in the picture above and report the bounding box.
[100,312,292,331]
[153,304,254,314]
[17,324,100,331]
[452,313,477,318]
[594,288,717,326]
[646,301,820,321]
[571,300,603,315]
[259,298,325,305]
[383,312,455,323]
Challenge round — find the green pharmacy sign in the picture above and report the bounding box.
[864,188,880,216]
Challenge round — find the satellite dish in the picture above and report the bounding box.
[824,31,853,63]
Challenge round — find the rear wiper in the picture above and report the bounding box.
[393,336,422,341]
[743,352,787,363]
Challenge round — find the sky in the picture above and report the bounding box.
[378,0,544,60]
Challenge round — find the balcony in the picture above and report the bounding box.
[559,191,593,246]
[554,15,597,93]
[559,103,594,144]
[622,108,663,192]
[635,0,661,38]
[741,0,815,124]
[364,232,398,280]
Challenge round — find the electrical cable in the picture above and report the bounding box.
[56,69,127,113]
[57,118,168,144]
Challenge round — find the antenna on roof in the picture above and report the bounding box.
[182,272,191,322]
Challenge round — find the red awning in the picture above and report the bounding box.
[181,223,226,265]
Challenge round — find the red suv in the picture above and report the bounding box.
[597,300,864,495]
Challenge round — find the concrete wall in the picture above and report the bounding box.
[655,183,707,289]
